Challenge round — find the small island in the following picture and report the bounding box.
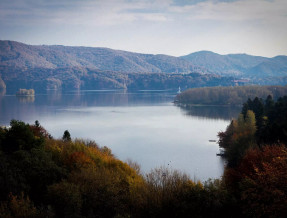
[16,88,35,96]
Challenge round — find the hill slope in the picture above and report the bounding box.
[1,40,287,92]
[247,56,287,77]
[0,40,234,92]
[181,51,287,77]
[0,40,203,74]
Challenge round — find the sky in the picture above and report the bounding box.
[0,0,287,57]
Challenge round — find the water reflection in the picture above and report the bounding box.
[0,89,6,96]
[177,104,241,121]
[0,90,176,125]
[16,95,35,103]
[43,90,175,107]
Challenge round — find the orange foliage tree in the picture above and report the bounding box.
[224,145,287,217]
[218,110,257,167]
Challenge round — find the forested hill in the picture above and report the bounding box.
[181,51,287,77]
[0,40,203,74]
[1,40,287,92]
[3,40,287,77]
[0,40,235,92]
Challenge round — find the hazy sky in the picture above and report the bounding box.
[0,0,286,57]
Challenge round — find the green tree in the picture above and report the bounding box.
[265,95,274,113]
[62,130,71,142]
[2,120,44,153]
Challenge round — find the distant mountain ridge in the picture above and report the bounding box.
[0,40,204,74]
[0,40,287,92]
[180,51,287,77]
[1,40,287,77]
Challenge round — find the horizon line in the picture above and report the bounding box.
[0,39,285,58]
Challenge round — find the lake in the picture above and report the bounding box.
[0,90,240,181]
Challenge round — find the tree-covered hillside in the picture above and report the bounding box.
[181,51,267,76]
[181,51,287,78]
[1,67,235,93]
[217,96,287,217]
[1,40,287,93]
[0,40,203,74]
[0,120,236,218]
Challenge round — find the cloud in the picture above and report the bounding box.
[170,0,287,23]
[2,0,285,27]
[0,0,171,26]
[1,0,286,25]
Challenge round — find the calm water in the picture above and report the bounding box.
[0,90,239,181]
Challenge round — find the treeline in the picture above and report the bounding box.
[1,66,235,93]
[176,85,287,105]
[217,96,287,217]
[219,95,287,165]
[0,120,237,218]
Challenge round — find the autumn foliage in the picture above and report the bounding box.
[224,145,287,217]
[0,120,234,217]
[219,96,287,217]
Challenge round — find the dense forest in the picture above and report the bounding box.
[0,40,204,74]
[1,40,287,78]
[181,51,287,78]
[0,95,287,217]
[1,67,235,94]
[0,120,235,218]
[175,85,287,105]
[217,95,287,217]
[1,40,287,93]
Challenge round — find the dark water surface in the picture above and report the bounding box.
[0,90,240,181]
